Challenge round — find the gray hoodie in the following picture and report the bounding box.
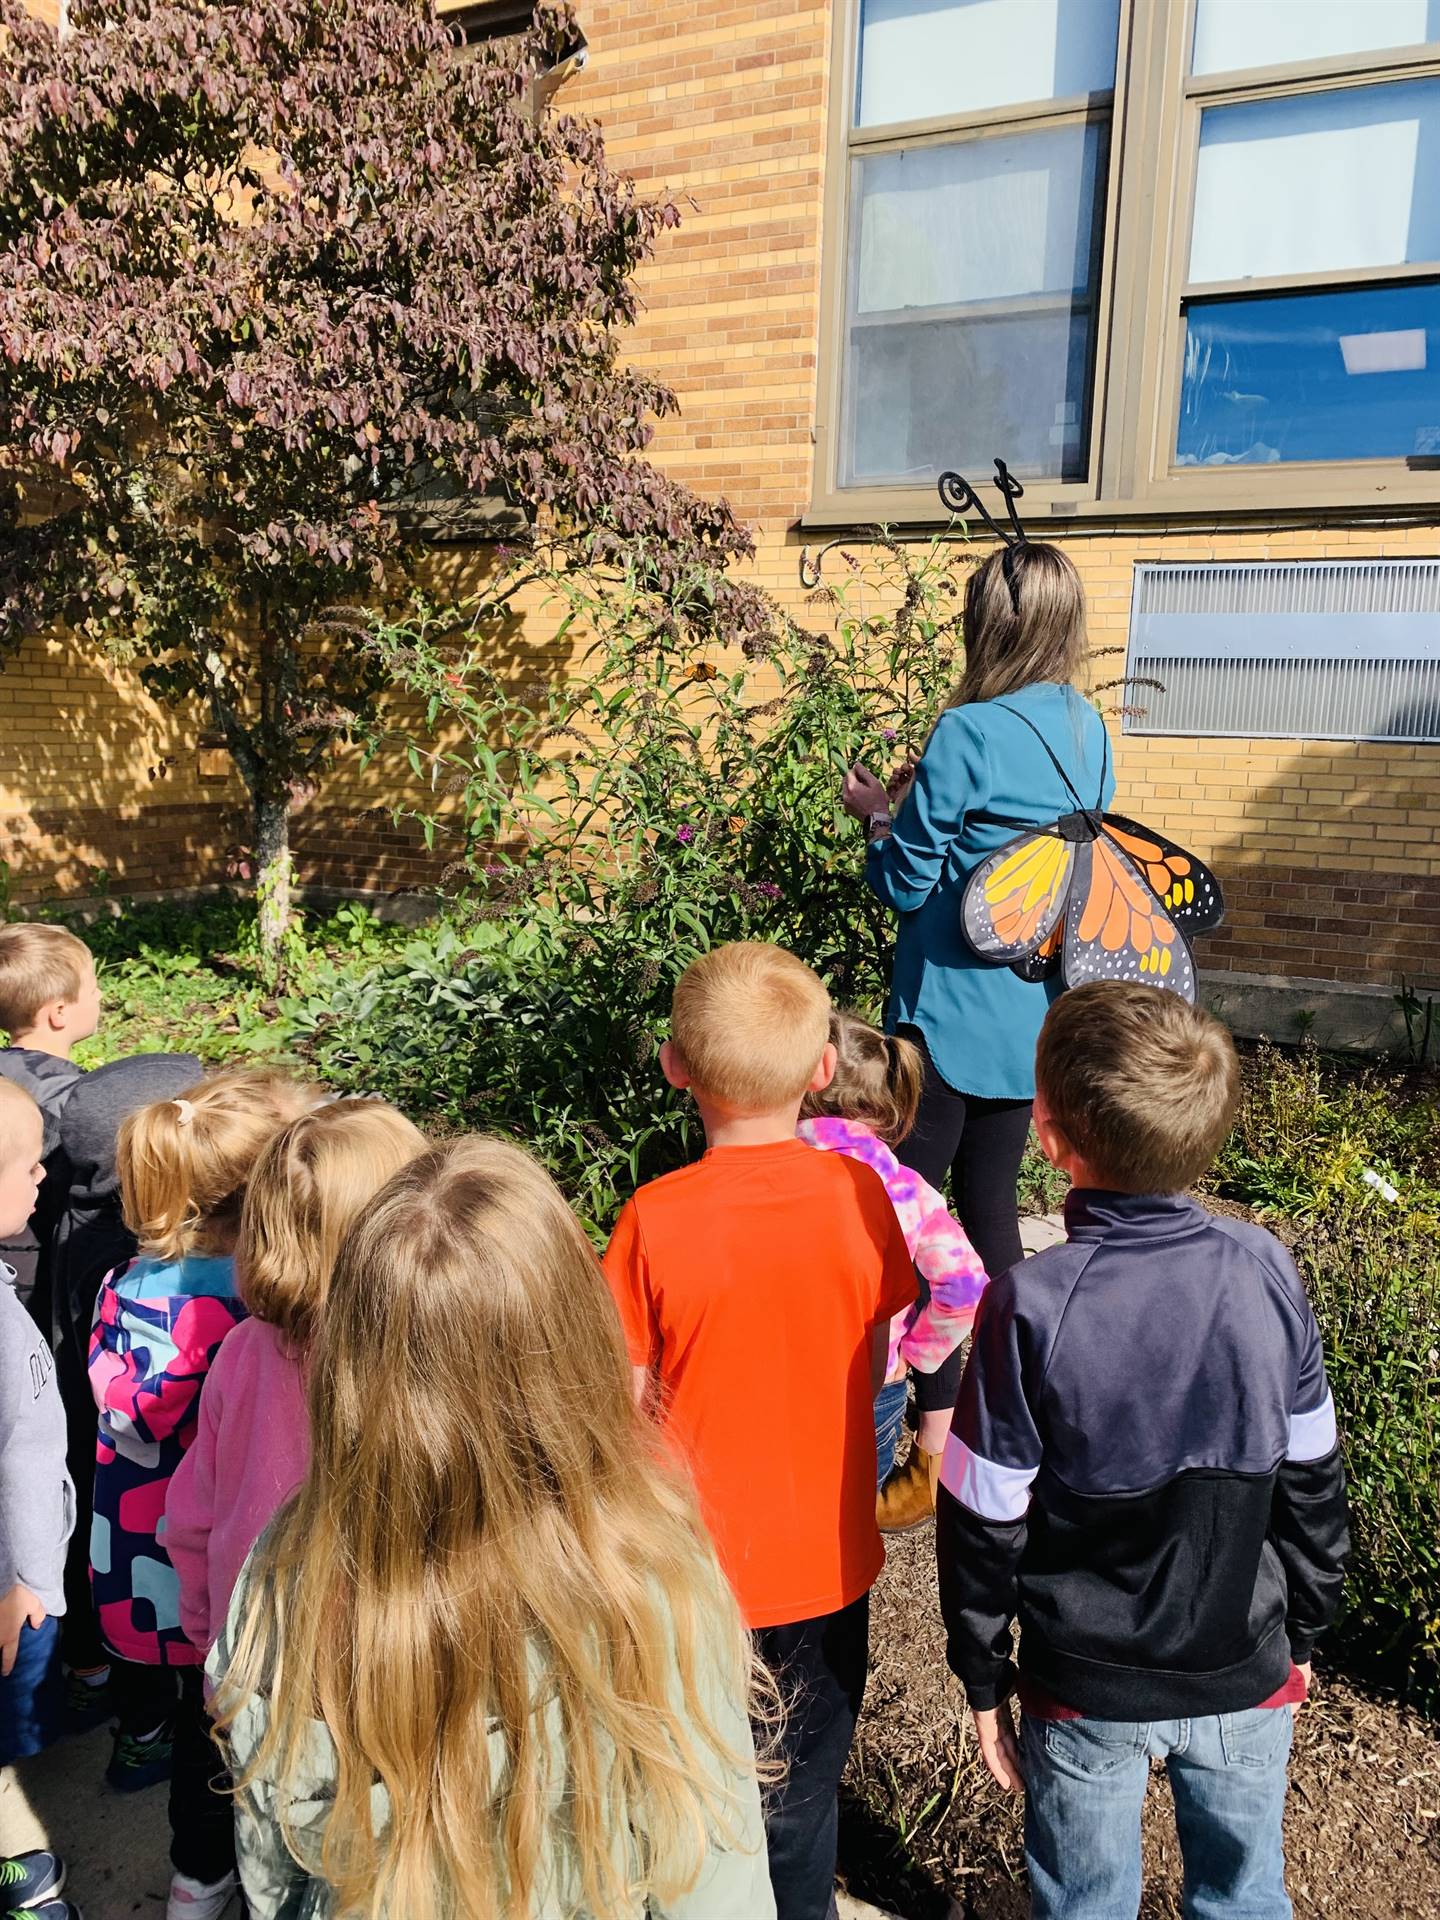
[0,1259,74,1614]
[0,1048,84,1319]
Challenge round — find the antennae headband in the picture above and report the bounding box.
[937,456,1031,614]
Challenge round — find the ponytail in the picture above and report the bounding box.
[801,1011,924,1147]
[117,1068,319,1262]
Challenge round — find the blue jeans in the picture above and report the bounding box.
[0,1612,63,1766]
[873,1378,910,1489]
[1022,1706,1293,1920]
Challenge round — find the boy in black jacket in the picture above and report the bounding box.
[937,981,1348,1920]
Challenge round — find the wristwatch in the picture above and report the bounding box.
[865,810,893,842]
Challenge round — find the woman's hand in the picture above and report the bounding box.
[887,759,917,813]
[842,762,890,821]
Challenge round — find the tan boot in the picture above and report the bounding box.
[875,1441,939,1532]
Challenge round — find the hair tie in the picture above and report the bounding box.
[172,1099,195,1126]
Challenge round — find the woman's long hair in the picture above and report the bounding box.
[213,1135,763,1920]
[948,541,1088,709]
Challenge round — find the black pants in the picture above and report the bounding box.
[755,1593,869,1920]
[57,1336,106,1670]
[110,1664,237,1885]
[896,1029,1033,1416]
[171,1668,238,1886]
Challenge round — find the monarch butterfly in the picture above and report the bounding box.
[686,661,719,683]
[959,707,1224,1004]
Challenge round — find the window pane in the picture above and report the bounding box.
[1192,0,1440,77]
[845,308,1093,484]
[1176,280,1440,467]
[842,124,1103,485]
[856,0,1120,128]
[1189,80,1440,284]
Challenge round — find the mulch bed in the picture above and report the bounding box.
[839,1523,1440,1918]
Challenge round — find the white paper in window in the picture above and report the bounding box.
[856,0,1121,128]
[854,124,1101,313]
[1192,0,1439,77]
[1189,79,1440,283]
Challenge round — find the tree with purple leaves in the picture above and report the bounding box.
[0,0,763,978]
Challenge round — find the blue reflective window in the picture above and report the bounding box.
[1176,280,1440,467]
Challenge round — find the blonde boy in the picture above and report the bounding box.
[604,942,915,1920]
[0,1078,74,1764]
[0,924,101,1316]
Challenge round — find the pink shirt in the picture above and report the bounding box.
[799,1116,989,1382]
[164,1317,310,1656]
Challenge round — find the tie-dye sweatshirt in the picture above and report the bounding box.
[89,1253,245,1666]
[798,1117,988,1382]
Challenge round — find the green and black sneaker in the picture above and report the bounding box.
[0,1850,76,1914]
[104,1719,174,1793]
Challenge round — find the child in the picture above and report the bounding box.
[210,1134,774,1920]
[89,1068,317,1915]
[799,1011,988,1499]
[167,1097,426,1659]
[605,942,916,1920]
[50,1053,203,1716]
[937,981,1350,1920]
[0,1081,76,1793]
[0,922,101,1321]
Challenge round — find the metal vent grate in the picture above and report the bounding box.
[1123,560,1440,742]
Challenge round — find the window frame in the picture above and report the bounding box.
[809,0,1440,527]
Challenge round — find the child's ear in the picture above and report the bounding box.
[659,1040,691,1091]
[808,1042,838,1094]
[41,996,68,1033]
[1031,1093,1070,1172]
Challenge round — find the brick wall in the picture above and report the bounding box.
[7,0,1439,993]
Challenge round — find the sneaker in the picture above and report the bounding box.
[64,1665,113,1731]
[166,1873,238,1920]
[104,1721,174,1793]
[4,1902,83,1920]
[0,1851,66,1906]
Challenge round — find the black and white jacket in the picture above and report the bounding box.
[937,1190,1350,1720]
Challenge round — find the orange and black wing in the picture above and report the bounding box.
[1062,835,1198,1003]
[962,829,1076,966]
[1101,815,1224,935]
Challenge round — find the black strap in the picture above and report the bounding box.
[991,697,1109,813]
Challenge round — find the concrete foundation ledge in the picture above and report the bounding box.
[1201,968,1433,1058]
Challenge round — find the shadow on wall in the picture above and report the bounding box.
[0,543,571,905]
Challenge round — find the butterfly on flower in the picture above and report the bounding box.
[686,661,720,683]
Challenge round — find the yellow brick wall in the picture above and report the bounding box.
[6,0,1439,988]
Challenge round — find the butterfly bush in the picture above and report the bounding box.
[317,537,964,1227]
[0,0,765,976]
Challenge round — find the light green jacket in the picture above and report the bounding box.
[207,1558,776,1920]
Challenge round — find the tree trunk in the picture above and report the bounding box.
[254,786,294,989]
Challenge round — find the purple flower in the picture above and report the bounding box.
[755,881,782,901]
[676,824,695,844]
[882,728,897,744]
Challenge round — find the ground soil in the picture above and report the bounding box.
[838,1524,1440,1919]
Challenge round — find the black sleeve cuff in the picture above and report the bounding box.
[1287,1632,1316,1666]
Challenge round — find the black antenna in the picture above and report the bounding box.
[937,457,1031,614]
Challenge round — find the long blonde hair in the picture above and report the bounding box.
[117,1069,319,1262]
[236,1099,426,1352]
[213,1135,762,1920]
[949,541,1088,709]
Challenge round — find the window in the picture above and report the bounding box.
[838,0,1121,495]
[1124,559,1440,742]
[814,1,1440,523]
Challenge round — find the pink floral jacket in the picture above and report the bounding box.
[799,1117,989,1382]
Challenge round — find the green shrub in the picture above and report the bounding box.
[1214,1047,1440,1704]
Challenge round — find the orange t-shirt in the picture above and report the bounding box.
[603,1139,916,1629]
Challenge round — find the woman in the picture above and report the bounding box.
[210,1135,774,1920]
[842,542,1113,1527]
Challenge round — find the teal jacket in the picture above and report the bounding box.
[866,682,1113,1101]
